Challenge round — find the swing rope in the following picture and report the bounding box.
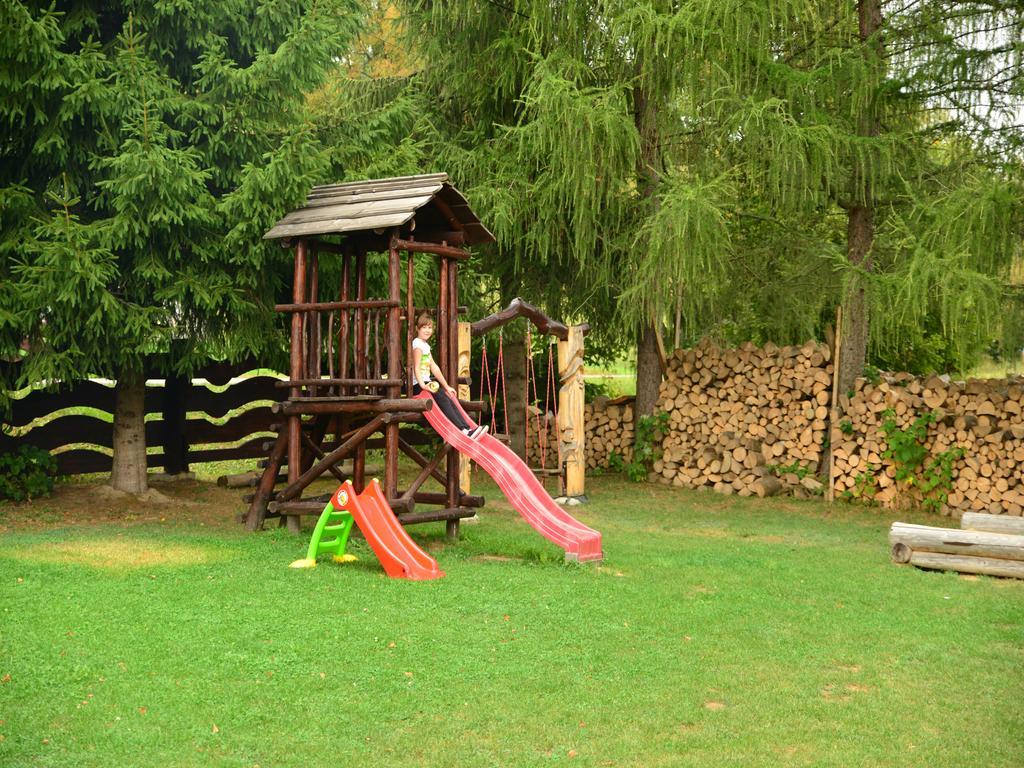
[479,330,509,435]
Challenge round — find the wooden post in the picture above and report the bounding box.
[558,324,586,500]
[353,247,367,492]
[385,232,402,501]
[161,373,190,475]
[337,248,350,396]
[406,251,415,397]
[287,240,308,532]
[308,249,320,396]
[458,320,472,494]
[445,257,460,540]
[827,305,842,503]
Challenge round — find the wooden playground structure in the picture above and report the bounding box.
[245,174,588,537]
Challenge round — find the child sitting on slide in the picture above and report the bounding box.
[411,313,487,439]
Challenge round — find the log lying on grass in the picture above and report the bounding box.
[960,512,1024,536]
[891,546,1024,579]
[889,518,1024,579]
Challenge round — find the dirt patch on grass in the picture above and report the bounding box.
[7,538,226,570]
[470,554,523,564]
[0,477,266,533]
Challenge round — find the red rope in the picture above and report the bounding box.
[497,331,508,436]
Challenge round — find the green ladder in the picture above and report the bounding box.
[289,498,358,569]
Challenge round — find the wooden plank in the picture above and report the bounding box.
[264,213,413,240]
[2,414,114,452]
[6,380,117,427]
[52,448,113,475]
[278,195,436,226]
[296,184,444,211]
[307,174,447,197]
[190,436,270,463]
[185,408,275,445]
[191,357,267,386]
[397,507,478,525]
[188,378,281,418]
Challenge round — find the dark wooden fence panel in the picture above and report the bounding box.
[2,361,283,476]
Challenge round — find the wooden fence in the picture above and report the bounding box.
[1,360,282,476]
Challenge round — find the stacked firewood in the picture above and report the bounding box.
[832,374,1024,515]
[652,340,833,496]
[585,397,635,469]
[525,397,635,470]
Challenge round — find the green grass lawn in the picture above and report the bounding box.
[1,472,1022,767]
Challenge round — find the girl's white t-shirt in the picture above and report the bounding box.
[412,337,433,384]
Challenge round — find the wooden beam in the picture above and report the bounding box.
[275,299,400,313]
[272,398,432,416]
[278,414,388,502]
[395,238,471,260]
[471,297,589,341]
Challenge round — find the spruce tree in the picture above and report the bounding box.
[1,1,363,492]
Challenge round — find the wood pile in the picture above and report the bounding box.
[652,340,833,496]
[890,512,1024,579]
[525,396,635,470]
[586,397,634,469]
[832,374,1024,515]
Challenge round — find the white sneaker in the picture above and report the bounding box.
[461,428,473,437]
[472,425,488,439]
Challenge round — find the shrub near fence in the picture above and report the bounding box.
[1,360,282,476]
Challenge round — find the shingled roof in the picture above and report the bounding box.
[263,173,495,245]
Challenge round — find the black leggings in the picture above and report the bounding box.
[414,384,472,431]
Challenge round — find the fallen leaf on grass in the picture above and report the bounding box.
[704,701,726,711]
[212,724,219,734]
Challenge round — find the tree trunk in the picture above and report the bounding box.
[634,323,662,420]
[837,0,884,397]
[111,367,148,494]
[838,205,872,396]
[631,75,665,428]
[505,331,528,460]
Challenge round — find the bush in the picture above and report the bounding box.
[0,445,57,501]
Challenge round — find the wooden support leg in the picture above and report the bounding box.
[246,432,287,531]
[446,519,460,542]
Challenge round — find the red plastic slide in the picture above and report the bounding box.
[335,479,444,580]
[415,391,603,562]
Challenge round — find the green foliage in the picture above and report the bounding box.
[0,445,56,501]
[766,461,813,481]
[396,0,1024,378]
[862,365,882,386]
[880,408,964,512]
[880,409,934,485]
[609,411,669,482]
[1,0,365,391]
[841,464,880,504]
[839,420,854,435]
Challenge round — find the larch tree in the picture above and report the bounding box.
[399,0,718,423]
[1,1,363,493]
[668,0,1024,391]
